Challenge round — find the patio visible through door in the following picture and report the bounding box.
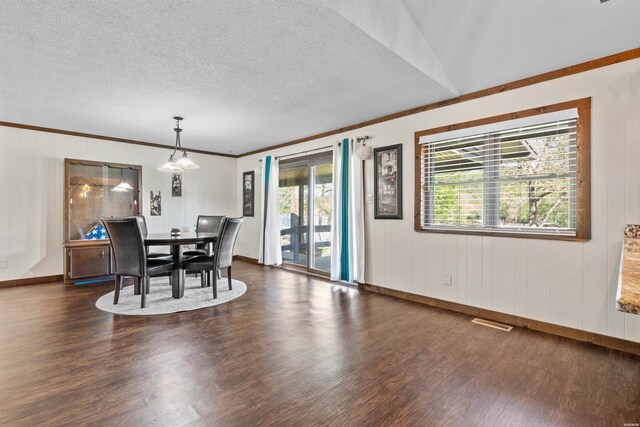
[278,153,333,272]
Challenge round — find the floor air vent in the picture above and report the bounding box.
[471,318,513,332]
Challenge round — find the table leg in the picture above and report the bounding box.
[171,245,185,298]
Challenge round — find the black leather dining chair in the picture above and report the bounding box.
[183,215,226,257]
[102,217,174,308]
[183,217,243,299]
[135,215,172,259]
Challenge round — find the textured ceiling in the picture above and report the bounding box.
[0,0,639,154]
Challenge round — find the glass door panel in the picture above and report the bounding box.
[312,163,332,272]
[278,166,308,266]
[67,162,140,241]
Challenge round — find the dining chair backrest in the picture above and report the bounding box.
[214,217,244,269]
[102,217,147,277]
[134,215,149,236]
[110,215,148,236]
[196,215,225,234]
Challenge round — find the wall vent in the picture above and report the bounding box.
[471,318,513,332]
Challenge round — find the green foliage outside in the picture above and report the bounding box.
[432,134,573,229]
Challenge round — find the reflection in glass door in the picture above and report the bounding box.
[278,166,309,267]
[279,155,333,272]
[312,164,332,272]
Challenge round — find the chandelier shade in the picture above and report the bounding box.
[158,155,184,172]
[176,152,199,169]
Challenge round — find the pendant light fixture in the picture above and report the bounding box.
[158,116,199,172]
[111,168,134,192]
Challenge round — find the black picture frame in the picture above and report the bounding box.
[171,172,182,197]
[374,144,402,219]
[150,191,162,216]
[242,171,255,217]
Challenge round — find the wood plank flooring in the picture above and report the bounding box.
[0,261,638,426]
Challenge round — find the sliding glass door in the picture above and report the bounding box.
[279,165,309,267]
[279,154,333,272]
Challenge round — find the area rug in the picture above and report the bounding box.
[95,276,246,315]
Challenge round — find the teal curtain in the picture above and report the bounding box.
[340,138,350,281]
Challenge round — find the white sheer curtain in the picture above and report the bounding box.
[331,139,365,283]
[258,155,282,265]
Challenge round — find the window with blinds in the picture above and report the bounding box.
[416,102,590,239]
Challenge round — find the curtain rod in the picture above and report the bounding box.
[258,145,333,162]
[257,135,372,162]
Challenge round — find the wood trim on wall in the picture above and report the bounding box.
[413,97,592,241]
[239,47,639,158]
[0,121,237,158]
[0,274,63,288]
[359,282,640,356]
[233,255,332,281]
[233,255,260,265]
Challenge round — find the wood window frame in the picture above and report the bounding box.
[413,97,591,242]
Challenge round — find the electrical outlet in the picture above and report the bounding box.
[365,194,373,204]
[0,259,7,269]
[443,273,452,286]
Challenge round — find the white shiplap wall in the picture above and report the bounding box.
[236,58,640,343]
[0,128,237,282]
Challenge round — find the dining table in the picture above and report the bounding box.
[144,232,218,299]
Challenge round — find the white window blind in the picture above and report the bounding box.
[419,114,579,237]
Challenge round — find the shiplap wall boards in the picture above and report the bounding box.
[236,58,640,344]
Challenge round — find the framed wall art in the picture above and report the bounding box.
[171,172,182,197]
[374,144,402,219]
[242,171,255,217]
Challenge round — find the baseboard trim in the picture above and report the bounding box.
[0,274,64,288]
[359,282,640,357]
[234,255,260,265]
[233,255,332,281]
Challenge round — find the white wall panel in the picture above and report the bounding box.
[481,237,493,309]
[465,236,482,307]
[425,233,444,299]
[443,235,458,302]
[456,235,468,304]
[601,64,629,338]
[514,239,528,315]
[549,241,583,329]
[492,238,516,315]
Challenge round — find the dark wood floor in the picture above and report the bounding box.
[0,261,638,426]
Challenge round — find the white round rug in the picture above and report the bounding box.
[95,276,247,315]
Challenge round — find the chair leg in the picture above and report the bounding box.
[114,275,122,305]
[201,271,206,288]
[141,276,148,308]
[217,269,221,280]
[146,276,151,295]
[206,270,211,287]
[133,277,141,295]
[212,270,217,299]
[228,266,232,290]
